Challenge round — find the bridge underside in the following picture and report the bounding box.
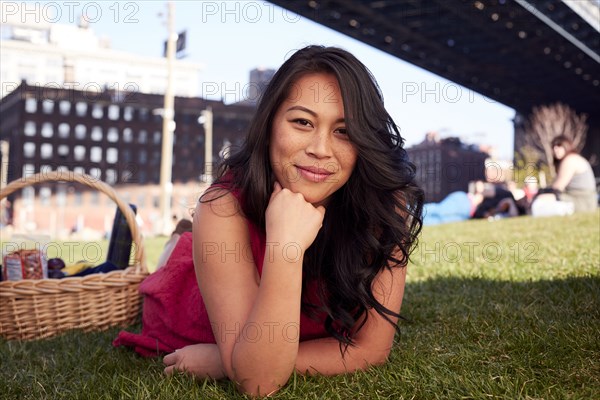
[272,0,599,117]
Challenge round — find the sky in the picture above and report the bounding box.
[23,0,516,159]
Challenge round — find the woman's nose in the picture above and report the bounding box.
[305,131,332,158]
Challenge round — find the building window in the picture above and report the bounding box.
[56,185,66,206]
[58,123,69,138]
[75,191,82,206]
[59,101,71,115]
[58,145,69,157]
[76,102,87,117]
[74,145,86,161]
[108,105,119,120]
[40,187,51,206]
[106,147,118,164]
[153,131,161,144]
[40,164,52,175]
[22,163,35,178]
[123,106,133,121]
[106,169,117,185]
[41,123,53,138]
[151,150,160,165]
[24,121,36,136]
[24,142,36,158]
[107,127,118,142]
[139,130,147,143]
[75,124,86,139]
[89,167,101,181]
[42,100,54,114]
[91,126,103,141]
[23,186,35,206]
[90,191,100,205]
[92,104,103,119]
[122,170,133,183]
[90,146,102,162]
[138,170,146,183]
[123,128,132,142]
[40,143,53,159]
[139,150,147,163]
[74,166,85,176]
[139,108,148,121]
[25,98,37,113]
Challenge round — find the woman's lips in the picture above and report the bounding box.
[296,165,333,183]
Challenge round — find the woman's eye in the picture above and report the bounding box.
[292,119,312,127]
[335,127,348,135]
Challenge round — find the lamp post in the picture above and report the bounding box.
[159,1,176,236]
[200,107,213,183]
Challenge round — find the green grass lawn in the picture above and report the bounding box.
[1,211,599,399]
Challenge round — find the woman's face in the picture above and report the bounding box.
[553,144,566,160]
[269,72,358,207]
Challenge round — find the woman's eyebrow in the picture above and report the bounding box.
[286,105,345,123]
[286,105,317,116]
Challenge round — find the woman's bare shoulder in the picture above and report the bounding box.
[196,188,244,220]
[563,153,589,171]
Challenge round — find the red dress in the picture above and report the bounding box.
[113,190,328,357]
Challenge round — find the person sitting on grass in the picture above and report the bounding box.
[472,182,520,220]
[550,135,598,213]
[162,45,424,396]
[156,219,193,269]
[422,183,484,226]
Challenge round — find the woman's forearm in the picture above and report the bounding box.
[230,249,304,395]
[295,336,390,376]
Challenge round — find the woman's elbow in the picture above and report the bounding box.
[236,379,287,398]
[370,349,391,367]
[357,346,392,370]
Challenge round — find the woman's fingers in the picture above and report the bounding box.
[316,205,326,217]
[163,351,177,366]
[270,181,282,202]
[164,365,175,375]
[265,187,325,251]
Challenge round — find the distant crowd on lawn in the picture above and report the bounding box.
[423,135,598,226]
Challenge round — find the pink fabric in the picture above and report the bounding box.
[113,194,327,357]
[113,232,213,356]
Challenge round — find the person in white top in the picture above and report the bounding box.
[551,135,597,213]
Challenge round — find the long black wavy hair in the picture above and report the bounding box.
[201,45,423,350]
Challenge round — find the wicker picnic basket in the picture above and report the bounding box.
[0,171,148,340]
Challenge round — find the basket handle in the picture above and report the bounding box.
[0,170,147,273]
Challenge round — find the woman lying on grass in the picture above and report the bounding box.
[163,45,423,396]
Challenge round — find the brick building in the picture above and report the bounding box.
[407,133,489,203]
[0,82,255,236]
